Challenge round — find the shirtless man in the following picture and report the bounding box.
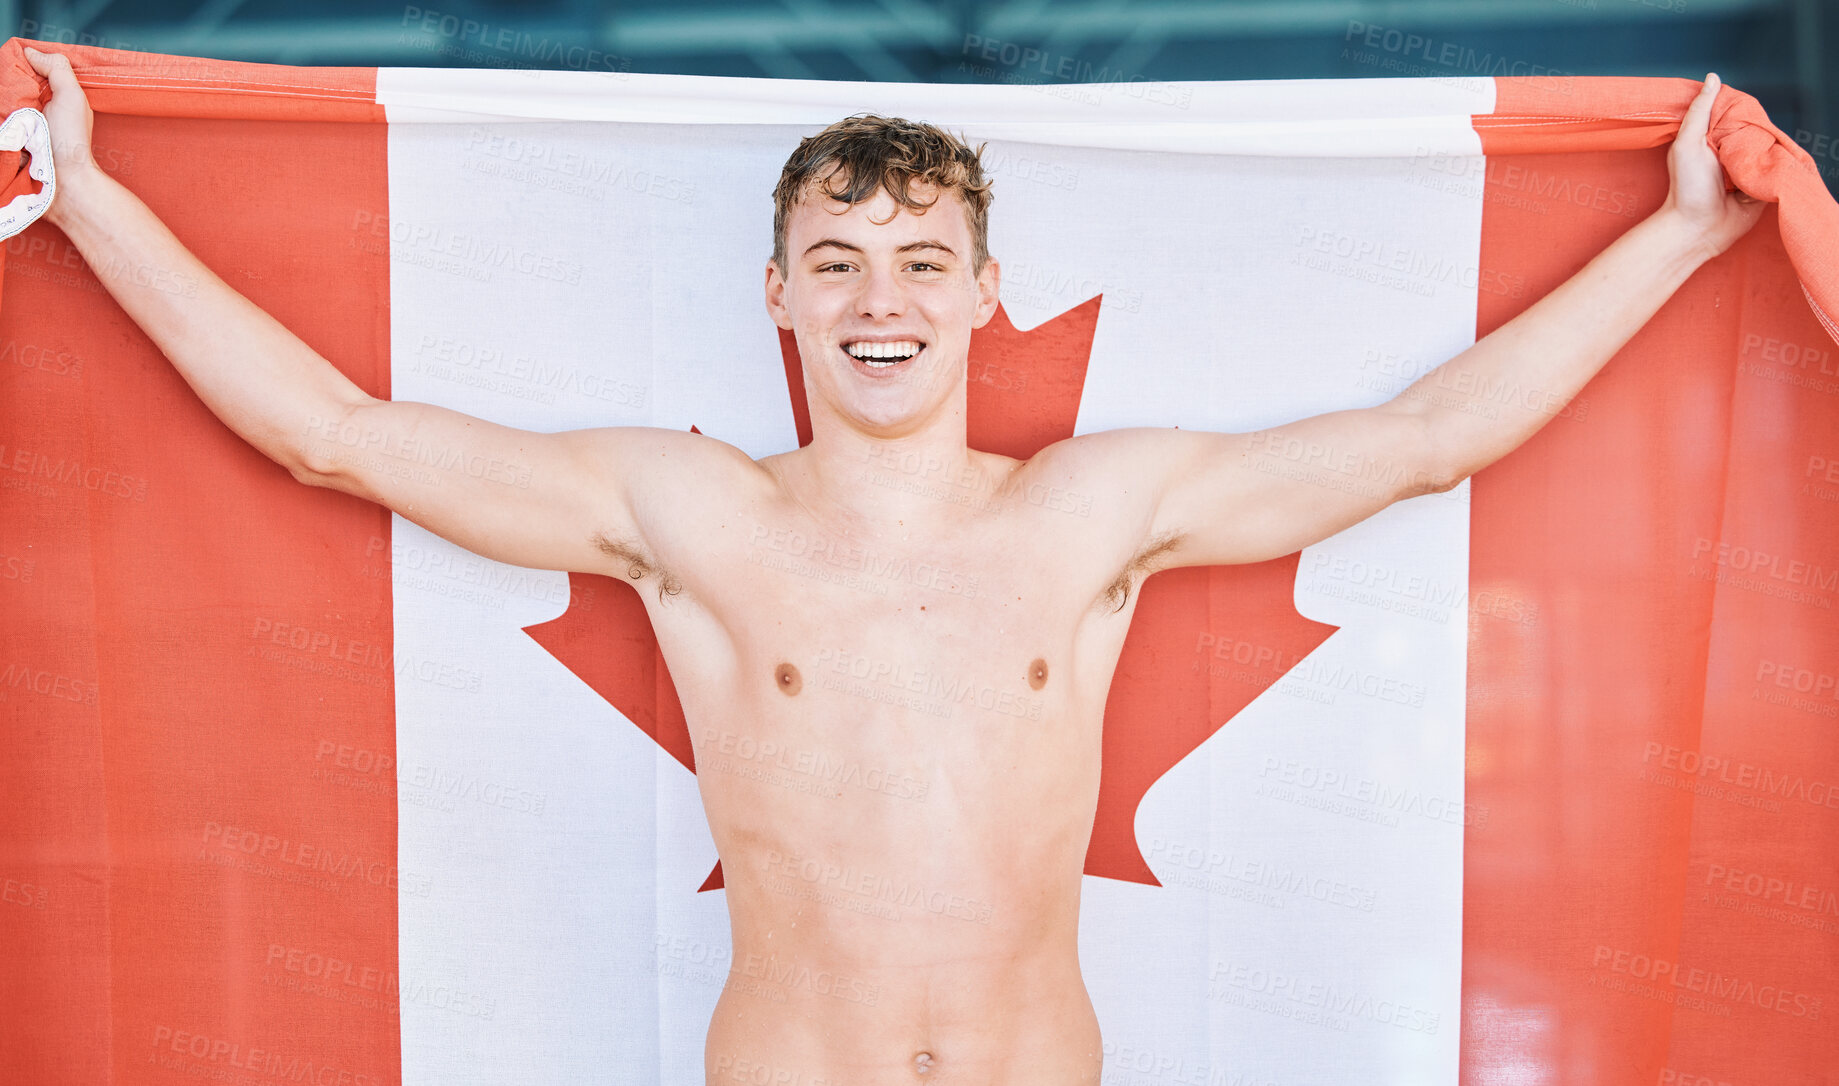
[25,45,1761,1085]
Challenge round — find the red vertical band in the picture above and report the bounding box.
[0,57,399,1086]
[1463,77,1839,1084]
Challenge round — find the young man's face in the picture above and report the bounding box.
[765,176,1001,438]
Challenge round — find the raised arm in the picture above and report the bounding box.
[25,46,722,576]
[1118,73,1765,569]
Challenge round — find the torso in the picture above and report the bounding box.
[616,440,1165,1085]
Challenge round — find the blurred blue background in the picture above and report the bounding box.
[11,0,1834,192]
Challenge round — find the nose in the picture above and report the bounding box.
[855,263,907,321]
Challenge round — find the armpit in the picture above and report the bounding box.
[1098,529,1186,614]
[592,531,684,601]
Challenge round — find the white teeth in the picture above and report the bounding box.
[845,339,922,361]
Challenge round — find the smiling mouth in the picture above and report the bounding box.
[843,339,925,369]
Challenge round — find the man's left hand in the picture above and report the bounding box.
[1663,73,1766,261]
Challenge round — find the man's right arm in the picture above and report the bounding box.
[27,46,698,576]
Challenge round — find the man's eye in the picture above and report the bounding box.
[908,262,942,272]
[818,262,853,273]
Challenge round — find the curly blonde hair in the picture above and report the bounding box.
[772,113,993,275]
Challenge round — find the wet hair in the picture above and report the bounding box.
[771,113,993,276]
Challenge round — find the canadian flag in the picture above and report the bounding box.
[1,38,1835,1086]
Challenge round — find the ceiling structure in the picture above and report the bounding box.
[7,0,1832,192]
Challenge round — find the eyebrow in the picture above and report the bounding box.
[803,238,958,259]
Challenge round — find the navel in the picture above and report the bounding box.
[1027,657,1048,691]
[774,662,802,696]
[914,1051,934,1075]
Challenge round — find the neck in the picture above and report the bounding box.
[788,393,999,531]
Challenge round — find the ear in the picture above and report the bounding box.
[970,257,1001,329]
[764,259,793,331]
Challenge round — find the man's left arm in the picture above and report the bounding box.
[1129,73,1765,568]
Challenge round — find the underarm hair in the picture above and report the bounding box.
[1101,530,1186,614]
[592,531,684,602]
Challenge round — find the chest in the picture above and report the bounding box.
[704,549,1082,807]
[640,488,1146,712]
[739,524,1059,679]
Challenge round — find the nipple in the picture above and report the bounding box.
[775,662,802,696]
[1027,657,1048,691]
[915,1051,934,1075]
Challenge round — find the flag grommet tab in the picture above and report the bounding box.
[0,106,53,239]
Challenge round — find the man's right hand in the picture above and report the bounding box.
[22,46,101,212]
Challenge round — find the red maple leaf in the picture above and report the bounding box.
[524,298,1337,891]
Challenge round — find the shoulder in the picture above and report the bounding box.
[566,424,768,476]
[1020,426,1220,504]
[572,426,779,582]
[1027,426,1221,467]
[553,425,780,519]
